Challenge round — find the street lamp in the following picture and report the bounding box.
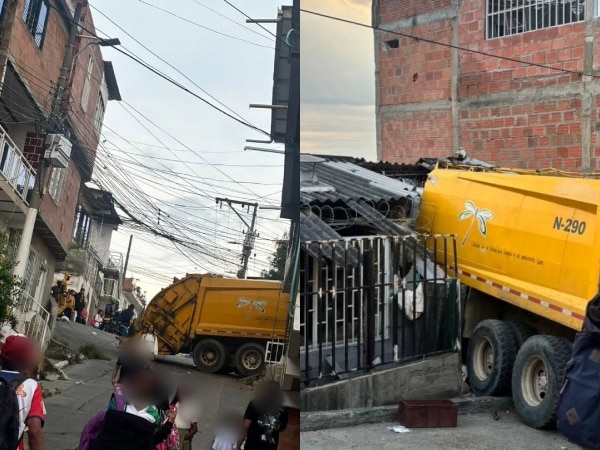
[74,35,121,59]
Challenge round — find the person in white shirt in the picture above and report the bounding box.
[141,325,159,363]
[172,380,200,450]
[93,310,104,329]
[212,411,242,450]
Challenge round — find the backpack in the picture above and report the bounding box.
[557,295,600,449]
[0,373,28,450]
[155,405,179,450]
[79,391,126,450]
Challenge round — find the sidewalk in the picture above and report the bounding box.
[301,412,575,450]
[42,359,115,450]
[40,323,256,450]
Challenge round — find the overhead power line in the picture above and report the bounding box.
[222,0,280,41]
[46,2,272,137]
[90,5,256,125]
[138,0,273,49]
[301,9,594,79]
[191,0,275,42]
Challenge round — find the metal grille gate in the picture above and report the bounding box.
[300,234,459,385]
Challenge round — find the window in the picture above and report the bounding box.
[23,249,37,293]
[48,167,66,203]
[486,0,585,39]
[93,92,105,133]
[385,39,399,49]
[22,0,49,47]
[81,55,94,111]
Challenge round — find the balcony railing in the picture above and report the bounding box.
[0,126,36,205]
[13,292,51,349]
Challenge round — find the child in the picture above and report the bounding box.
[172,379,200,450]
[238,381,288,450]
[89,369,176,450]
[212,411,242,450]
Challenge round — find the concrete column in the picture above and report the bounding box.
[451,0,461,154]
[581,0,595,171]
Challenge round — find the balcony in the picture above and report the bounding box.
[13,291,51,349]
[0,125,36,206]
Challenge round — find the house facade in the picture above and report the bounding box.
[0,0,119,344]
[55,185,122,323]
[373,0,597,170]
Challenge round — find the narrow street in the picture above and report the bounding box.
[301,413,574,450]
[43,322,254,450]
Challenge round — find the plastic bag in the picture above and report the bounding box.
[404,282,424,320]
[399,270,424,320]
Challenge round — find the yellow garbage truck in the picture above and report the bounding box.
[140,274,289,376]
[418,164,594,429]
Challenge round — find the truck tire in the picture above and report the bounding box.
[511,335,571,429]
[507,321,534,348]
[235,343,266,376]
[467,320,518,396]
[193,339,227,374]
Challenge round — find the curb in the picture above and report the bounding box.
[300,396,514,432]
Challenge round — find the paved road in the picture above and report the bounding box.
[301,412,575,450]
[43,321,254,450]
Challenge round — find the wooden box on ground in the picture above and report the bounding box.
[398,399,458,428]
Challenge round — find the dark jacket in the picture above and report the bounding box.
[89,409,172,450]
[119,308,134,326]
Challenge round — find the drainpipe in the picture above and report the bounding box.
[13,2,83,278]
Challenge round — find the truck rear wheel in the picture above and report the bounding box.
[507,321,534,348]
[511,335,571,429]
[193,339,226,374]
[235,343,266,376]
[467,320,518,396]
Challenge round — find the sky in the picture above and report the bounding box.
[301,0,376,159]
[89,1,289,298]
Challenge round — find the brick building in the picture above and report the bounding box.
[0,0,119,344]
[373,0,595,170]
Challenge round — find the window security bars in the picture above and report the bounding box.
[22,0,49,48]
[486,0,585,39]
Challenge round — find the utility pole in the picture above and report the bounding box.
[216,198,259,279]
[13,2,83,278]
[122,235,133,278]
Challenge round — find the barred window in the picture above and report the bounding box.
[486,0,585,39]
[22,0,49,47]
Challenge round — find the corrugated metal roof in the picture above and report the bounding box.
[300,210,359,266]
[300,156,420,205]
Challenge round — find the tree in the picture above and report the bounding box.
[262,232,289,280]
[0,233,25,330]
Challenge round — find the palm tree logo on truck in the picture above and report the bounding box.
[236,298,267,320]
[458,201,494,247]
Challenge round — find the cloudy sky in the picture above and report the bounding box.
[91,1,289,297]
[301,0,376,159]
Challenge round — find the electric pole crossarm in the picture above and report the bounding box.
[215,197,259,279]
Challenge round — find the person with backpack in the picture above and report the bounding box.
[85,368,177,450]
[0,334,46,450]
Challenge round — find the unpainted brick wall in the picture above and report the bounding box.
[278,407,300,450]
[379,21,453,105]
[377,0,453,24]
[23,132,45,170]
[461,100,582,169]
[381,110,453,162]
[376,0,600,170]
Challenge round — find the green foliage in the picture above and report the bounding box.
[0,233,25,328]
[78,344,109,361]
[261,232,289,281]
